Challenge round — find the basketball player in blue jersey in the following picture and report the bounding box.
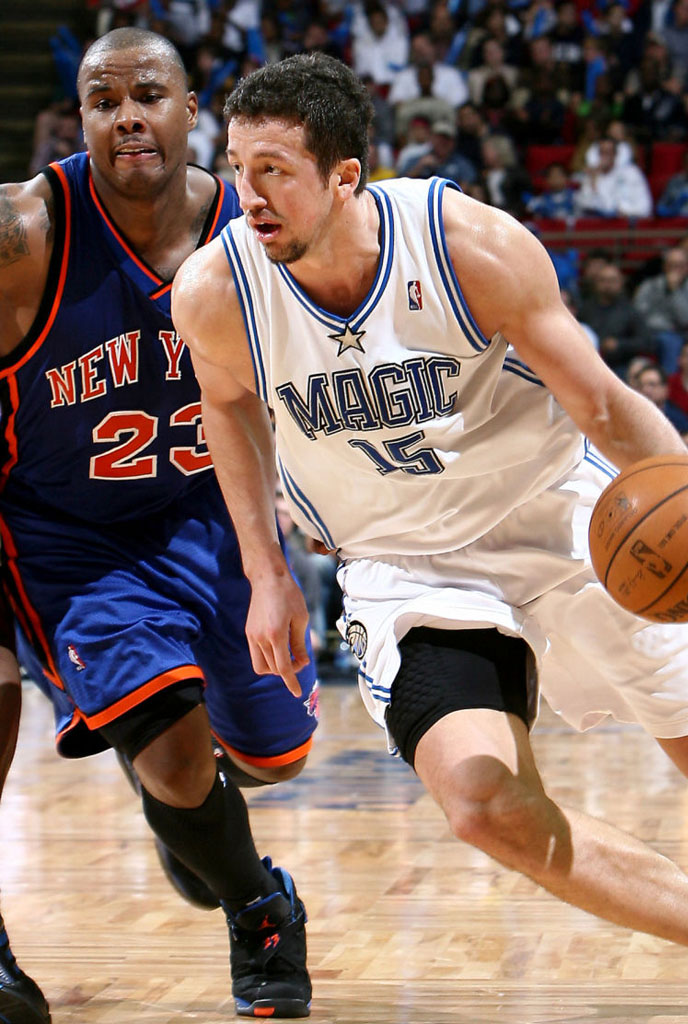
[0,28,318,1021]
[174,51,688,959]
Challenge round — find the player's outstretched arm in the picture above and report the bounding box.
[172,242,309,696]
[441,190,688,470]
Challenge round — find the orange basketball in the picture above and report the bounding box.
[588,454,688,623]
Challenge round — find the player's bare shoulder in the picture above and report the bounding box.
[0,173,55,354]
[440,188,558,339]
[172,233,255,387]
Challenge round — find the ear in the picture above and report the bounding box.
[186,91,199,132]
[335,157,361,199]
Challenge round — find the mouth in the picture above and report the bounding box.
[250,219,281,244]
[114,144,159,163]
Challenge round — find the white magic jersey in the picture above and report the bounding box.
[221,177,584,560]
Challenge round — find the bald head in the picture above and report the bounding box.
[77,28,188,98]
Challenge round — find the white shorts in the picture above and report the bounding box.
[336,449,688,750]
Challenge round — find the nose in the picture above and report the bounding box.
[115,96,145,134]
[236,170,267,213]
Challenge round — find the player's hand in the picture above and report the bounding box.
[245,574,310,697]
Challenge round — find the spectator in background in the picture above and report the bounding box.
[455,100,489,172]
[583,118,637,170]
[261,0,313,57]
[361,74,396,156]
[187,87,226,168]
[661,0,688,83]
[480,133,531,217]
[656,149,688,215]
[633,246,688,373]
[156,0,212,68]
[468,37,518,105]
[561,287,599,349]
[351,1,409,88]
[626,354,656,389]
[367,135,397,181]
[395,113,433,175]
[578,247,614,301]
[513,66,567,145]
[393,64,457,149]
[28,103,85,177]
[573,136,653,217]
[635,362,688,436]
[479,73,515,134]
[388,32,469,109]
[622,51,686,143]
[405,118,478,187]
[578,262,657,377]
[547,0,585,87]
[667,339,688,412]
[525,161,576,219]
[258,12,285,63]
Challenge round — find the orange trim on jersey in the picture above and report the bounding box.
[88,170,163,286]
[204,177,225,241]
[149,283,172,299]
[211,731,314,768]
[55,707,83,747]
[0,515,64,689]
[0,374,20,490]
[83,664,205,730]
[0,162,72,381]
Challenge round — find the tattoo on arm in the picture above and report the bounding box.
[0,188,29,268]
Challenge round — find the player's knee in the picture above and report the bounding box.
[133,734,216,807]
[444,756,543,852]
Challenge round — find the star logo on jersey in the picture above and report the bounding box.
[328,323,366,356]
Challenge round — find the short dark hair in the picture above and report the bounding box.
[224,52,374,194]
[78,28,188,95]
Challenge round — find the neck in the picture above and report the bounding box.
[90,162,189,251]
[287,189,380,318]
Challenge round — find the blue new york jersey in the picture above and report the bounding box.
[0,151,241,524]
[0,154,319,760]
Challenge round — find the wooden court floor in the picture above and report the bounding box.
[4,678,688,1023]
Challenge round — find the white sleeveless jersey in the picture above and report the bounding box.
[221,177,584,559]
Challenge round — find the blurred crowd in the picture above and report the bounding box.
[32,0,688,660]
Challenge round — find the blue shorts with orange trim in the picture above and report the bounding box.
[6,474,319,762]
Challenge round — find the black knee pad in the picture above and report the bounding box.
[386,627,535,768]
[98,679,204,762]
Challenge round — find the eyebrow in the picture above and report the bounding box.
[84,78,169,99]
[226,147,290,159]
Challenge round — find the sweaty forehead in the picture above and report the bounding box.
[78,46,185,96]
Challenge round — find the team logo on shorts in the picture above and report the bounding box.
[67,644,86,671]
[303,681,320,719]
[407,280,423,310]
[345,621,367,660]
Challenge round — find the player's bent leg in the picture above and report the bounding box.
[389,626,688,945]
[414,705,688,945]
[103,696,311,1017]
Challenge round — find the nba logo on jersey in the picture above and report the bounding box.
[407,280,423,310]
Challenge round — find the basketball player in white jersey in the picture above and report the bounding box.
[173,52,688,950]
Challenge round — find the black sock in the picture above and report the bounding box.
[141,772,278,910]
